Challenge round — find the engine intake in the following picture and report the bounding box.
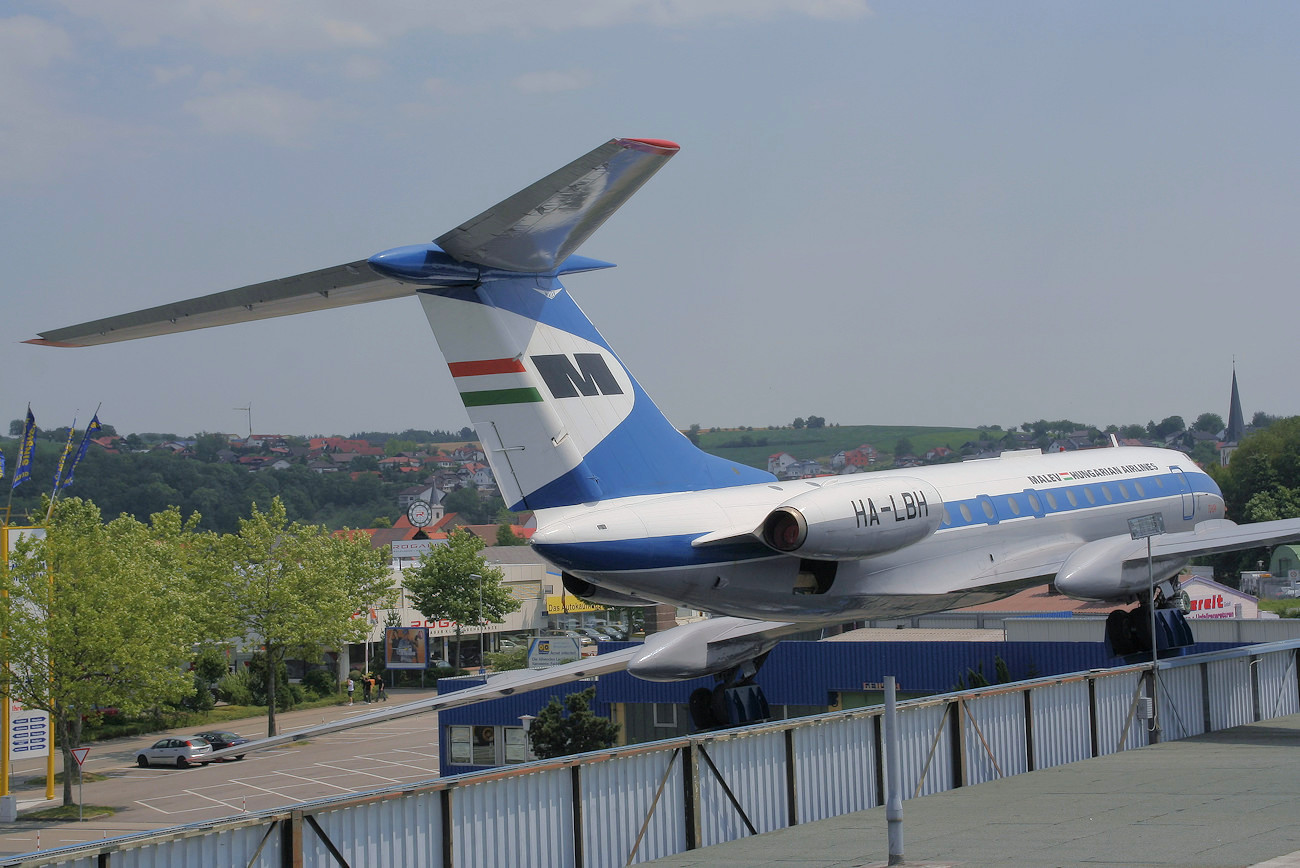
[759,476,943,560]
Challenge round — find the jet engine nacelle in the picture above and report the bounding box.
[759,476,943,560]
[562,573,661,608]
[1054,533,1188,602]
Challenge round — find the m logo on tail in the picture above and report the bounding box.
[533,353,625,399]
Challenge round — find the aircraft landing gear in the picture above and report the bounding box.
[688,653,772,730]
[1104,581,1194,660]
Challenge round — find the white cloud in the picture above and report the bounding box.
[182,86,329,147]
[50,0,870,53]
[511,69,595,94]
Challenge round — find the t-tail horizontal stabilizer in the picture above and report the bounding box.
[28,137,679,348]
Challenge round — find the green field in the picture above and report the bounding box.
[693,424,988,471]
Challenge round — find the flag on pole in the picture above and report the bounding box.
[51,418,77,491]
[0,448,6,482]
[11,408,36,490]
[59,414,100,490]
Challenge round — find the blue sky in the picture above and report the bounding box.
[4,2,1297,438]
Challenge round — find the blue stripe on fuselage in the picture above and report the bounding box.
[533,468,1220,573]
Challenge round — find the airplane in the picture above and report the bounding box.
[32,137,1300,731]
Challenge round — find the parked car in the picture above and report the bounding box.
[595,625,627,640]
[193,731,250,760]
[575,627,610,642]
[543,629,592,646]
[135,737,214,768]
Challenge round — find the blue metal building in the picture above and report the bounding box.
[437,637,1239,775]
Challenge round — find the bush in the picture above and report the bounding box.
[302,668,338,698]
[218,669,254,706]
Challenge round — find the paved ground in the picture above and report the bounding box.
[0,686,446,857]
[643,714,1300,868]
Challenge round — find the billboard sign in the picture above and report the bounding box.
[385,626,430,670]
[527,637,581,669]
[9,705,50,760]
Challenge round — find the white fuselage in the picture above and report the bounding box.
[530,446,1223,622]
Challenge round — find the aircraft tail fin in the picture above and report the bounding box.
[31,137,774,509]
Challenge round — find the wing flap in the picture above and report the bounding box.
[29,261,407,347]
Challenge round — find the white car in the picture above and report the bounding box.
[135,736,214,768]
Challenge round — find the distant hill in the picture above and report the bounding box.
[693,424,988,470]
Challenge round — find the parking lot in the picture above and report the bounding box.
[0,688,445,857]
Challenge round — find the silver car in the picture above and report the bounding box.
[135,736,214,768]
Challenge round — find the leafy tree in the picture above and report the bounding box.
[496,523,527,546]
[792,417,805,429]
[686,423,701,445]
[405,529,520,669]
[1119,424,1147,440]
[1253,412,1279,429]
[194,432,228,463]
[893,436,914,457]
[1149,416,1185,440]
[806,415,826,429]
[442,486,504,524]
[2,499,202,805]
[526,687,619,759]
[1194,413,1225,434]
[203,498,393,736]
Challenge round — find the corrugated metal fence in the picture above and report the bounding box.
[9,640,1300,868]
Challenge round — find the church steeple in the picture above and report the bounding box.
[1225,363,1245,444]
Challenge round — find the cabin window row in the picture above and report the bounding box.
[942,474,1168,528]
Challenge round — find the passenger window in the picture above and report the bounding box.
[1027,492,1041,512]
[960,504,973,522]
[1045,491,1058,509]
[1066,489,1078,507]
[1007,497,1021,516]
[1101,485,1113,502]
[1134,481,1145,497]
[1118,482,1130,499]
[1084,488,1096,504]
[981,500,995,519]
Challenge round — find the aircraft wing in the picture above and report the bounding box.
[1146,517,1300,560]
[206,645,642,761]
[206,615,804,760]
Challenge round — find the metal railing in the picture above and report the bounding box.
[8,639,1298,868]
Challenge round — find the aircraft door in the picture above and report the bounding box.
[1170,466,1195,520]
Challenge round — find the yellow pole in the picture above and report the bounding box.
[1,523,9,799]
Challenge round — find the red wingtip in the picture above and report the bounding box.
[23,338,81,348]
[619,138,680,155]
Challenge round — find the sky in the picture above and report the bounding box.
[4,2,1298,439]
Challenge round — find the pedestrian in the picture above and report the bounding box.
[346,677,355,705]
[363,674,373,703]
[376,674,387,702]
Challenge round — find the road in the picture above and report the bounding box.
[0,687,445,857]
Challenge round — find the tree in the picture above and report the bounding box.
[496,523,527,546]
[405,529,520,669]
[203,498,393,736]
[894,436,914,457]
[792,417,805,429]
[2,499,202,805]
[806,415,826,429]
[526,687,619,759]
[1194,413,1225,434]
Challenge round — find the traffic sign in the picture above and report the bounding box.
[71,748,90,767]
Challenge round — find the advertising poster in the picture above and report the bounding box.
[385,626,429,670]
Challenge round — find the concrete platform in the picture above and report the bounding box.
[644,714,1300,868]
